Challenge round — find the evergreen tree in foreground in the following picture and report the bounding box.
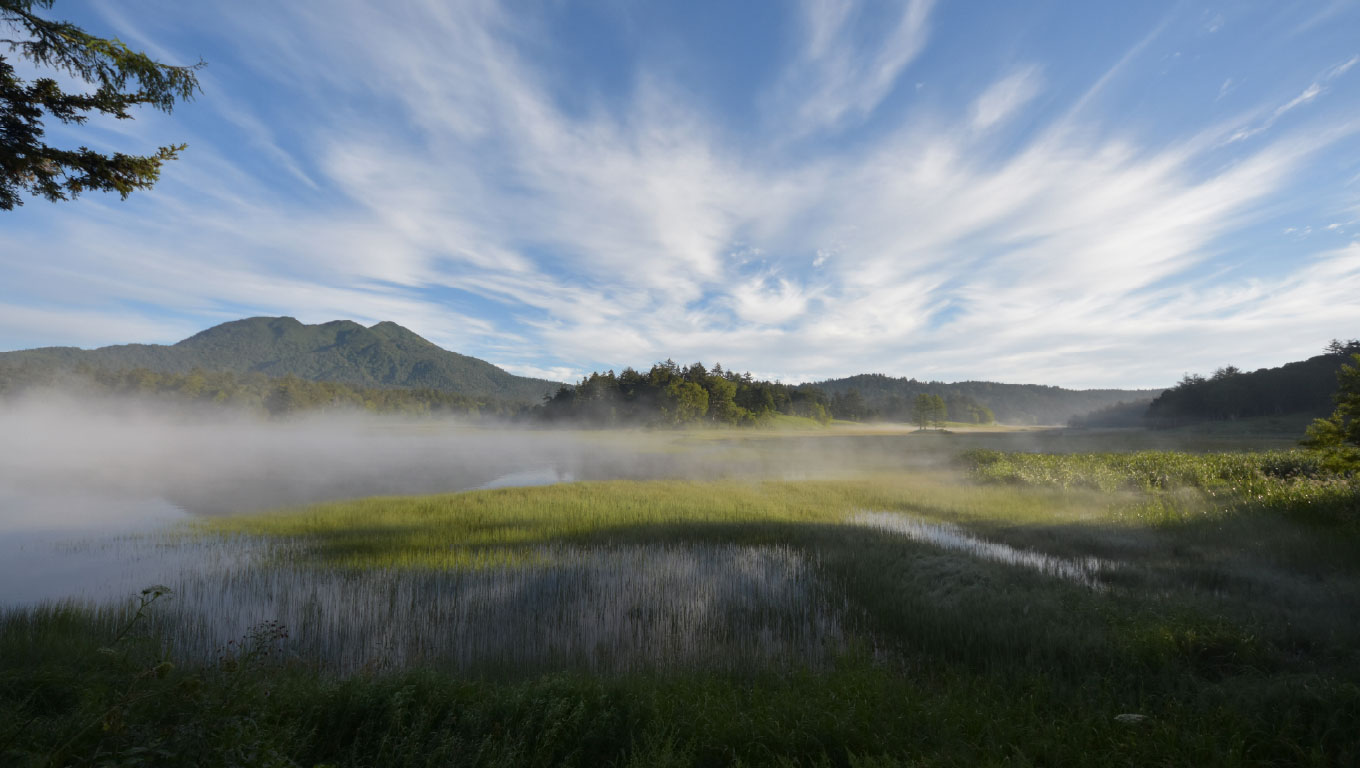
[1302,351,1360,466]
[1,0,202,209]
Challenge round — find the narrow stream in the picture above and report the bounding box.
[851,510,1118,589]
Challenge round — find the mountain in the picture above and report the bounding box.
[0,317,561,402]
[807,373,1163,426]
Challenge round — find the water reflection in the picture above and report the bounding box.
[0,464,577,607]
[474,466,576,491]
[852,511,1117,589]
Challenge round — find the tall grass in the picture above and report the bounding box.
[960,447,1359,527]
[145,543,847,675]
[4,454,1360,765]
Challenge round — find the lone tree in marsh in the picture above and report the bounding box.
[0,0,202,209]
[1302,348,1360,465]
[911,393,947,430]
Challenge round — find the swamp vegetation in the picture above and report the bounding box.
[1,427,1357,766]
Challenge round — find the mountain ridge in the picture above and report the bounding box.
[807,372,1163,425]
[0,316,561,403]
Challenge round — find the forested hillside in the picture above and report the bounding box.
[0,317,559,402]
[808,373,1160,425]
[1145,340,1360,426]
[0,364,529,418]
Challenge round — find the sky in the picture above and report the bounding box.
[2,0,1359,388]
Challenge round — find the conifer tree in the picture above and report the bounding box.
[1303,352,1360,463]
[1,0,201,209]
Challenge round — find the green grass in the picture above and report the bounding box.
[197,474,1110,569]
[961,448,1359,528]
[4,447,1360,766]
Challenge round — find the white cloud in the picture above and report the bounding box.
[779,0,935,132]
[1275,82,1323,118]
[1327,55,1359,80]
[0,305,196,351]
[970,66,1043,132]
[729,276,811,327]
[2,0,1358,389]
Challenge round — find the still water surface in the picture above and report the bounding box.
[0,414,928,671]
[0,464,575,607]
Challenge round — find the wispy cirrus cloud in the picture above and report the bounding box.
[776,0,935,133]
[2,0,1358,388]
[970,66,1043,132]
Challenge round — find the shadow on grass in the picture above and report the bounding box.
[201,502,1360,688]
[8,502,1360,766]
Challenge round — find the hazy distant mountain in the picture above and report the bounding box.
[809,373,1163,426]
[0,317,561,403]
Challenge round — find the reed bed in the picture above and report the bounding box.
[4,449,1359,766]
[147,543,846,675]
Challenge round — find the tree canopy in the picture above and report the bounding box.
[1,0,201,209]
[539,361,831,427]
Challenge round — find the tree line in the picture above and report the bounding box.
[1140,340,1360,427]
[809,373,1121,425]
[539,361,833,426]
[0,358,1003,428]
[539,362,996,427]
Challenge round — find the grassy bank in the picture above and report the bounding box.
[4,451,1359,766]
[961,448,1359,527]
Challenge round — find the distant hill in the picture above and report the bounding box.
[808,373,1163,426]
[1144,342,1360,426]
[0,317,561,403]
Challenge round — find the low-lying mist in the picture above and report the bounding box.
[0,390,996,529]
[1,394,642,525]
[4,386,1292,534]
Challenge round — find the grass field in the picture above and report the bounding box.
[2,433,1358,766]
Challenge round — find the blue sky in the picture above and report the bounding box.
[2,0,1359,388]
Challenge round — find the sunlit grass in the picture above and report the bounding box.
[180,464,1360,678]
[962,447,1360,528]
[198,473,1115,570]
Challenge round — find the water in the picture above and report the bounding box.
[0,464,573,608]
[852,511,1117,589]
[0,490,192,606]
[0,449,849,672]
[474,466,576,491]
[0,412,896,672]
